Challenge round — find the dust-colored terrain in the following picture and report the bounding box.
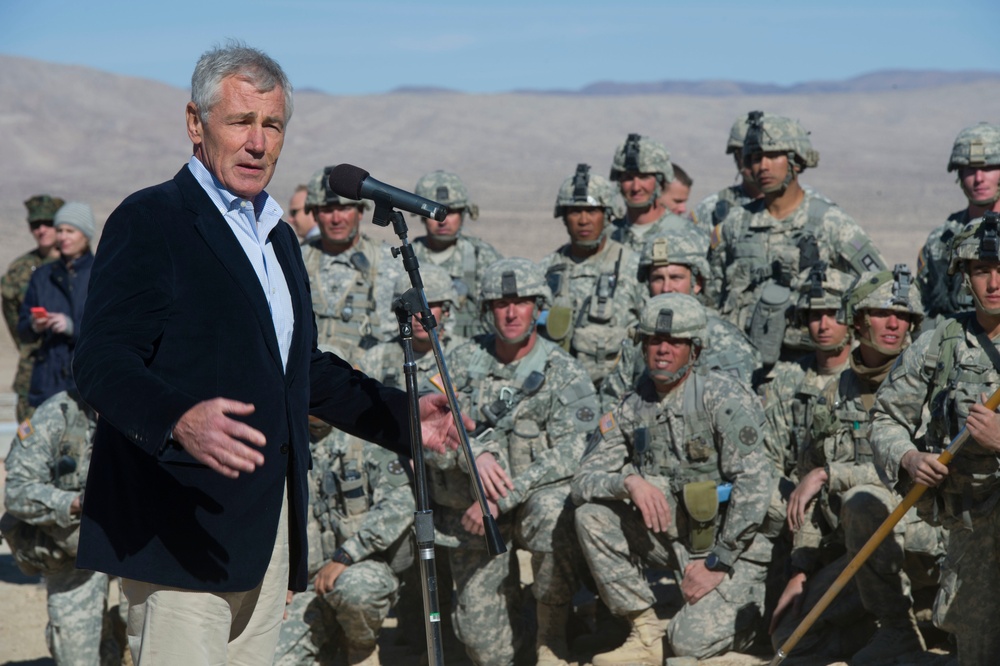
[0,56,995,664]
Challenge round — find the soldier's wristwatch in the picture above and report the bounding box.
[331,547,354,567]
[704,551,732,574]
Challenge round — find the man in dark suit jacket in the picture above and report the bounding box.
[73,42,465,665]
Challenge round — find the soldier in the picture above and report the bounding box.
[287,183,319,244]
[608,133,708,252]
[427,257,599,666]
[659,163,693,218]
[1,194,63,421]
[707,111,886,364]
[771,266,944,664]
[274,421,416,666]
[1,390,123,665]
[572,292,776,663]
[412,170,503,339]
[916,122,1000,325]
[539,163,644,386]
[301,166,401,363]
[693,114,763,228]
[600,228,760,411]
[872,213,1000,664]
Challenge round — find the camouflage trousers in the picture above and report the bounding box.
[442,484,581,666]
[45,563,112,665]
[13,348,35,422]
[575,499,766,660]
[934,503,1000,665]
[274,560,400,666]
[842,483,945,623]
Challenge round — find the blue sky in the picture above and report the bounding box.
[2,0,998,95]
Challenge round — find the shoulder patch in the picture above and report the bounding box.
[576,407,595,423]
[599,411,616,434]
[17,420,33,442]
[739,425,758,447]
[386,459,407,476]
[710,223,723,250]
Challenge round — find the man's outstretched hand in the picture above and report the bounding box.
[419,393,475,454]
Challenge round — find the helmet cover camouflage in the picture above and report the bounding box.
[414,170,479,220]
[638,228,710,283]
[844,264,924,324]
[634,292,706,346]
[24,194,65,223]
[742,111,819,170]
[553,164,616,219]
[609,133,674,185]
[795,263,854,324]
[394,263,458,306]
[305,166,368,210]
[948,122,1000,172]
[949,212,1000,275]
[479,257,551,307]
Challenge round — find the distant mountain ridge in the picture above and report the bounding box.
[390,69,1000,96]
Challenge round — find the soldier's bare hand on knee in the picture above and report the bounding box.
[476,453,513,501]
[681,559,726,605]
[171,399,266,478]
[624,474,671,533]
[314,561,347,596]
[770,571,807,633]
[967,394,1000,453]
[901,450,948,487]
[461,499,498,536]
[787,466,827,532]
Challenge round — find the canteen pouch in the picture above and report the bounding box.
[545,305,575,351]
[0,511,77,576]
[749,280,791,365]
[682,481,720,554]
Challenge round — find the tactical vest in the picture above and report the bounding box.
[544,245,628,375]
[313,441,371,559]
[303,242,380,359]
[53,398,93,493]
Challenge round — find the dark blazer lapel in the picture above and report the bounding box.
[175,169,284,370]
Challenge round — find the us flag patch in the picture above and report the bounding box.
[599,412,616,435]
[17,420,33,441]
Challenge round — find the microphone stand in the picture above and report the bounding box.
[372,199,506,666]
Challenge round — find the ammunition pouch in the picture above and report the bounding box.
[681,481,719,554]
[0,512,78,576]
[340,472,369,517]
[749,280,791,365]
[509,419,541,478]
[544,305,575,351]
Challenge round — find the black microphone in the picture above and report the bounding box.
[328,164,448,222]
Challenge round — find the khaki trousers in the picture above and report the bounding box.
[122,480,289,665]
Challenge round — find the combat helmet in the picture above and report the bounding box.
[949,212,1000,315]
[609,133,674,187]
[741,111,819,173]
[637,227,711,289]
[479,258,551,343]
[393,264,458,307]
[947,122,1000,172]
[553,163,616,220]
[845,265,923,356]
[414,170,479,220]
[635,293,705,385]
[792,263,855,352]
[305,166,368,211]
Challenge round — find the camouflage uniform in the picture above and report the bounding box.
[707,112,886,361]
[1,195,63,421]
[606,133,710,252]
[572,293,776,660]
[541,166,643,385]
[693,114,760,229]
[872,215,1000,664]
[412,171,503,339]
[2,390,123,665]
[773,267,944,662]
[301,167,401,364]
[917,123,1000,325]
[274,432,415,665]
[427,258,599,666]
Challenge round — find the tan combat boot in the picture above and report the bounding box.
[536,601,571,666]
[347,643,381,666]
[850,613,925,666]
[591,607,664,666]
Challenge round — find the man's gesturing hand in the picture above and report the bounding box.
[171,399,266,478]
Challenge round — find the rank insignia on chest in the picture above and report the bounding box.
[599,412,616,434]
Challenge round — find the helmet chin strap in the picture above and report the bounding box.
[645,344,698,386]
[486,302,542,345]
[325,224,359,249]
[961,177,1000,208]
[813,331,851,354]
[964,273,1000,315]
[624,181,663,210]
[857,312,908,356]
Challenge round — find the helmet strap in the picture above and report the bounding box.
[964,272,1000,315]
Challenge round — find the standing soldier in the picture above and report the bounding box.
[917,122,1000,326]
[412,170,503,339]
[693,114,763,228]
[274,423,416,666]
[872,213,1000,664]
[772,266,943,664]
[1,194,63,421]
[599,228,759,411]
[608,134,708,253]
[301,166,400,363]
[2,390,123,664]
[707,111,886,364]
[573,293,776,663]
[428,257,599,666]
[540,163,643,386]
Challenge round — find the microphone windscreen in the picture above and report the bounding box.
[328,164,370,200]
